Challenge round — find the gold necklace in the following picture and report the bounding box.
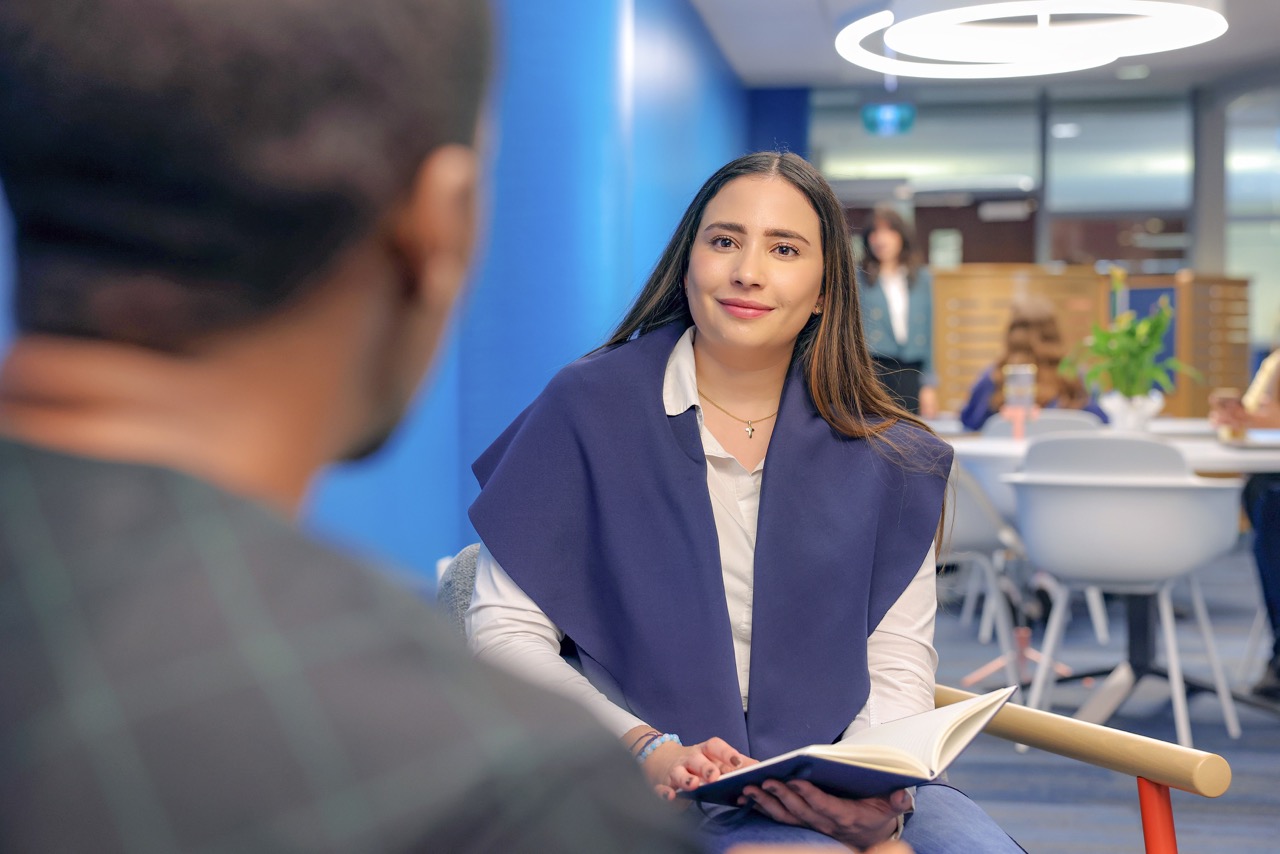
[697,390,778,439]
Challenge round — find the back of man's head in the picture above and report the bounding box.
[0,0,488,350]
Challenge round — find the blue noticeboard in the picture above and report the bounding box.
[1125,286,1177,367]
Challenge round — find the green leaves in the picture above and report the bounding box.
[1061,296,1200,398]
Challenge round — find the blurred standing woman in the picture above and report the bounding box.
[467,152,1020,852]
[857,206,938,417]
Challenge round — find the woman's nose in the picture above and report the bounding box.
[733,247,764,287]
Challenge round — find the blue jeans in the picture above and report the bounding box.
[693,782,1023,853]
[1246,474,1280,663]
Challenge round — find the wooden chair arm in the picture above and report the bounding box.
[936,685,1231,798]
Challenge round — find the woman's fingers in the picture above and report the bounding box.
[666,761,711,790]
[781,782,909,848]
[765,781,832,831]
[681,752,721,784]
[701,736,753,772]
[740,783,805,827]
[738,780,914,849]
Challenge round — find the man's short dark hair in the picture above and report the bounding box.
[0,0,488,348]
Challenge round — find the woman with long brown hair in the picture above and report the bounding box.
[959,296,1106,431]
[467,152,1019,851]
[858,206,938,417]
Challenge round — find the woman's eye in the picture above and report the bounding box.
[775,244,798,257]
[712,236,736,249]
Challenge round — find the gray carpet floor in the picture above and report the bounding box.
[935,538,1280,852]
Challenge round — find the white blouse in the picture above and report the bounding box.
[880,267,910,346]
[467,327,938,745]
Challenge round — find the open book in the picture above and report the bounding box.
[683,686,1016,805]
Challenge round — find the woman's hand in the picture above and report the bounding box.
[1209,394,1280,431]
[637,734,755,800]
[740,780,912,850]
[1208,390,1247,430]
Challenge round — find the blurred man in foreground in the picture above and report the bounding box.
[0,1,702,850]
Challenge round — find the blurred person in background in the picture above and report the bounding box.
[959,296,1107,432]
[0,1,709,850]
[857,206,937,418]
[1210,339,1280,701]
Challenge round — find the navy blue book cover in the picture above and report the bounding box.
[684,756,929,805]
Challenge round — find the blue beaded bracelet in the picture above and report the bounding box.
[636,732,681,764]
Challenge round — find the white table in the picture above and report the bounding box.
[1147,417,1216,439]
[949,433,1280,520]
[951,433,1280,474]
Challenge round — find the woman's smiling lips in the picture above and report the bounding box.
[718,298,773,319]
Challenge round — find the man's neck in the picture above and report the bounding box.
[0,335,331,515]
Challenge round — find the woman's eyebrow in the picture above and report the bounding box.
[701,221,812,245]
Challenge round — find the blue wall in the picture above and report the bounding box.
[307,0,748,578]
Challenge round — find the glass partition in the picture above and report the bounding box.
[1226,88,1280,351]
[1046,99,1192,214]
[811,97,1039,197]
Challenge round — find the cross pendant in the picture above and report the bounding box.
[744,422,755,439]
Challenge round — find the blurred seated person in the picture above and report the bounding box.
[1210,348,1280,700]
[959,296,1107,432]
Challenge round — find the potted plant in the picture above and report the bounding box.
[1061,270,1199,431]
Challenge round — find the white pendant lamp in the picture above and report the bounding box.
[835,0,1229,79]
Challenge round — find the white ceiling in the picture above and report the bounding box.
[687,1,1280,217]
[689,0,1280,99]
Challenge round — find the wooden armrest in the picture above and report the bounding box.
[935,685,1231,798]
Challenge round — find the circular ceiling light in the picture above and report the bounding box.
[835,1,1228,80]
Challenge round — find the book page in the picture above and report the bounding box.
[815,686,1016,774]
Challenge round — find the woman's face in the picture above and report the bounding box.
[868,220,903,265]
[684,175,824,361]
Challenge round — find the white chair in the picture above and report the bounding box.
[980,407,1103,437]
[940,462,1025,695]
[1005,432,1242,747]
[973,408,1112,645]
[1237,603,1272,683]
[436,543,482,638]
[974,409,1104,520]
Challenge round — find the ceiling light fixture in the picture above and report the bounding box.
[834,1,1228,80]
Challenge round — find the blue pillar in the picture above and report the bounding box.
[747,88,811,157]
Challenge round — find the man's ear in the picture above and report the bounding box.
[392,143,479,311]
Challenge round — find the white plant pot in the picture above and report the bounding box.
[1099,389,1165,431]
